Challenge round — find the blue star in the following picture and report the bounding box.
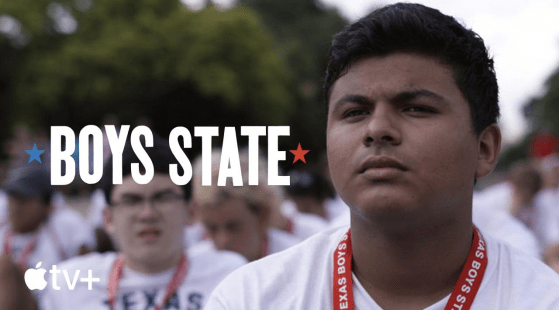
[26,143,45,164]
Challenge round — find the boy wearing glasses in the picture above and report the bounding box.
[41,134,246,310]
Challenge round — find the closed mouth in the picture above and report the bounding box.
[359,157,407,173]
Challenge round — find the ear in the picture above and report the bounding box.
[475,124,501,179]
[103,206,116,235]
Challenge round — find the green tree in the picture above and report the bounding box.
[0,0,293,135]
[524,63,559,134]
[238,0,348,162]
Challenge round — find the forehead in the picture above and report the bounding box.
[111,173,183,199]
[328,53,464,110]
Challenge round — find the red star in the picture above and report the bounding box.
[290,143,310,164]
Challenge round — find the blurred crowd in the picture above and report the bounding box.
[1,121,559,309]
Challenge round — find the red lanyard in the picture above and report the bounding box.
[107,254,189,310]
[3,223,67,266]
[333,226,488,310]
[3,230,38,268]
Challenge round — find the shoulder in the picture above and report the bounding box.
[480,232,559,307]
[207,227,348,309]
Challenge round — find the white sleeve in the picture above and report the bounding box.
[204,291,229,310]
[51,209,96,256]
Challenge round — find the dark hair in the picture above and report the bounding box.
[100,132,192,204]
[286,169,334,200]
[324,2,499,135]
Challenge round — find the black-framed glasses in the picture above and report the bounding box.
[111,190,184,211]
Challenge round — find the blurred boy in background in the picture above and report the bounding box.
[193,149,301,261]
[0,165,94,269]
[41,134,246,310]
[0,164,95,304]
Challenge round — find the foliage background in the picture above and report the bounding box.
[0,0,347,170]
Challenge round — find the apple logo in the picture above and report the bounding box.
[24,262,48,290]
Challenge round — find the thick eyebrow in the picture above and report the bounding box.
[117,189,178,200]
[118,193,143,200]
[391,89,448,107]
[331,89,448,114]
[331,94,373,114]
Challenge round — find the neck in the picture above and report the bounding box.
[125,250,183,274]
[351,212,473,309]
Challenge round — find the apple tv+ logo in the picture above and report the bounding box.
[24,262,100,291]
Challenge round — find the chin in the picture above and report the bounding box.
[133,241,167,256]
[352,194,427,222]
[348,186,416,208]
[139,247,172,263]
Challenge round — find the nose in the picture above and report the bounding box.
[136,200,159,221]
[363,102,402,146]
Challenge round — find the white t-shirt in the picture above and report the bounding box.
[40,247,247,310]
[204,226,559,310]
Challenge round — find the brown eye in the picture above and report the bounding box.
[344,109,368,118]
[404,106,435,113]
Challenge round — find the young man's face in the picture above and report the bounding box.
[7,195,50,234]
[105,174,188,265]
[200,196,266,262]
[326,53,499,227]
